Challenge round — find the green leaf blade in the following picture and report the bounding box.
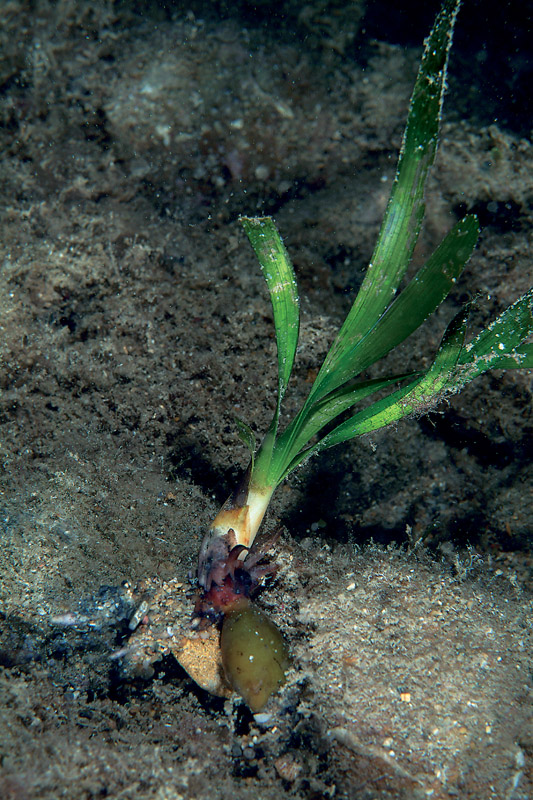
[307,0,461,405]
[279,305,470,477]
[269,213,478,485]
[457,288,533,379]
[481,344,533,370]
[234,2,531,497]
[272,373,417,479]
[314,214,479,395]
[461,287,533,360]
[363,214,478,361]
[240,216,300,406]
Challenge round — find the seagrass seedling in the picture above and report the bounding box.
[195,0,533,710]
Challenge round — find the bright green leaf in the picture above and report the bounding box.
[235,0,531,496]
[240,216,300,410]
[306,0,462,405]
[457,288,533,380]
[305,214,478,398]
[280,307,469,477]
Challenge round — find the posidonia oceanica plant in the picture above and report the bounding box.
[193,0,533,711]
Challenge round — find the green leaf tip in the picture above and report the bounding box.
[304,0,463,409]
[457,287,533,378]
[239,216,300,410]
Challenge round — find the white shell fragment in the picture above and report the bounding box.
[124,578,230,699]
